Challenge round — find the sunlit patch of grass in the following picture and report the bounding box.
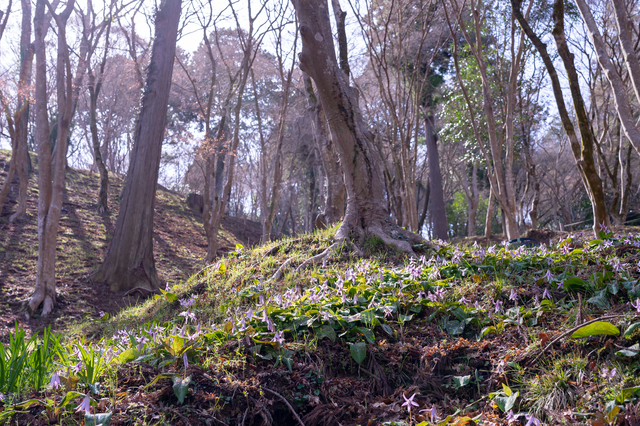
[525,354,589,418]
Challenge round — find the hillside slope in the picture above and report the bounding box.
[0,150,260,334]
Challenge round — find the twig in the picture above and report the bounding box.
[262,387,306,426]
[531,313,630,364]
[210,417,229,426]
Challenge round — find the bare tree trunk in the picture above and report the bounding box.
[612,0,640,108]
[29,0,74,316]
[93,0,182,292]
[263,23,298,242]
[0,0,33,222]
[292,0,423,253]
[303,74,345,228]
[574,0,640,155]
[485,186,494,239]
[425,114,447,240]
[511,0,610,236]
[85,0,114,214]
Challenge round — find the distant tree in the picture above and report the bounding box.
[93,0,182,292]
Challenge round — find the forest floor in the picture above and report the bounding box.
[0,150,262,337]
[3,152,640,425]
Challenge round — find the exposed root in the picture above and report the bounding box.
[262,387,306,426]
[27,286,56,318]
[268,254,303,282]
[295,241,341,273]
[368,225,415,255]
[122,286,158,297]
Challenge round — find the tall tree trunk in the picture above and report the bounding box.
[511,0,610,236]
[0,0,33,222]
[485,186,494,239]
[292,0,423,253]
[93,0,182,292]
[29,0,74,316]
[303,73,345,228]
[574,0,640,156]
[425,114,447,240]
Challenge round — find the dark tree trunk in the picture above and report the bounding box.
[292,0,422,253]
[93,0,182,292]
[424,114,447,240]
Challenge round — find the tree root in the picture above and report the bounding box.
[269,254,304,282]
[27,286,55,318]
[265,238,301,256]
[262,387,306,426]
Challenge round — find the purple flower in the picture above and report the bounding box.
[421,406,440,423]
[509,290,517,301]
[401,392,419,413]
[604,240,613,248]
[179,310,196,323]
[494,299,503,313]
[631,298,640,313]
[73,361,83,375]
[383,306,394,318]
[50,372,61,389]
[183,353,189,369]
[506,410,516,422]
[272,331,285,345]
[525,414,541,426]
[610,257,623,273]
[459,295,469,304]
[267,317,275,332]
[75,393,91,414]
[544,270,553,282]
[542,287,552,300]
[353,293,359,304]
[557,280,564,290]
[600,221,610,233]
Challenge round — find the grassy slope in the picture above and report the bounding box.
[8,227,634,426]
[0,149,257,335]
[3,153,640,425]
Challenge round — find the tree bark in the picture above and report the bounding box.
[29,0,74,316]
[303,73,345,228]
[425,114,447,239]
[574,0,640,156]
[485,185,494,239]
[93,0,182,292]
[0,0,33,222]
[511,0,610,236]
[292,0,423,253]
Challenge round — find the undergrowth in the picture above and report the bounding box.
[2,227,640,425]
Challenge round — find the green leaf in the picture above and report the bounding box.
[616,343,640,357]
[453,375,470,387]
[352,326,375,344]
[587,290,611,310]
[495,391,518,412]
[315,325,336,343]
[571,321,620,338]
[349,341,367,365]
[172,376,191,404]
[502,383,513,396]
[85,412,113,426]
[618,386,640,403]
[480,326,496,337]
[563,277,586,291]
[398,314,413,323]
[624,322,640,338]
[380,324,393,336]
[118,348,138,364]
[56,391,86,409]
[219,262,226,274]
